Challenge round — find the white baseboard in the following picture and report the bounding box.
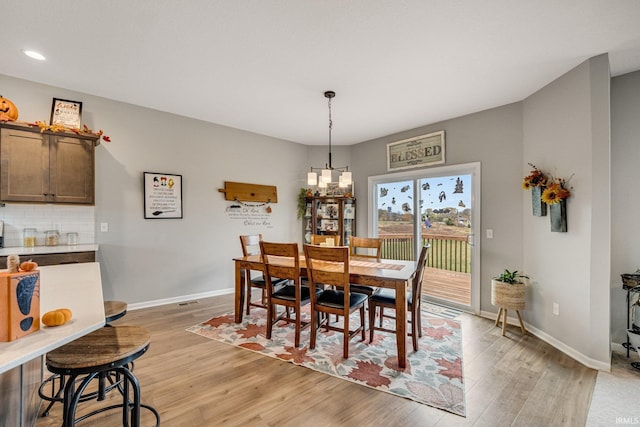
[127,288,234,311]
[479,310,612,372]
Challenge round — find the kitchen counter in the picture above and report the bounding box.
[0,262,105,374]
[0,244,99,257]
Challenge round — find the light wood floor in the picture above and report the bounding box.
[35,294,597,427]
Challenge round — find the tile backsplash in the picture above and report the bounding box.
[0,204,95,247]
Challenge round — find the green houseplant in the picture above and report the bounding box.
[493,269,529,284]
[297,188,310,219]
[491,269,529,336]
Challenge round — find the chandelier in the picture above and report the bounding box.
[307,91,352,188]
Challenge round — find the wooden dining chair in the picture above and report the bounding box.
[349,236,382,261]
[303,244,368,359]
[239,234,287,315]
[368,244,430,352]
[348,236,383,298]
[310,234,341,246]
[260,241,318,347]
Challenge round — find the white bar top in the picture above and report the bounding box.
[0,244,99,257]
[0,262,105,374]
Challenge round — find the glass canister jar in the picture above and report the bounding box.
[66,232,78,246]
[44,230,59,246]
[23,228,36,247]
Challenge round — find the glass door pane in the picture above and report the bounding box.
[376,180,415,260]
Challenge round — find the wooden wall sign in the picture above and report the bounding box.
[218,181,278,203]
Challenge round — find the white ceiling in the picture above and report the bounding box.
[1,1,639,145]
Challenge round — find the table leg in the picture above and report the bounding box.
[235,263,245,323]
[396,281,407,369]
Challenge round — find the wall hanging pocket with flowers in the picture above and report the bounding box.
[523,163,572,232]
[523,164,547,216]
[542,179,571,232]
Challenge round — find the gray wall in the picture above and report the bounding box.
[0,74,308,304]
[522,55,611,366]
[611,70,640,344]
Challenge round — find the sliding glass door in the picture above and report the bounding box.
[369,162,480,313]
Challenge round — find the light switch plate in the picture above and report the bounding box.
[100,223,109,232]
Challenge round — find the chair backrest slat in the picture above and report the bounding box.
[240,234,263,256]
[303,244,349,289]
[412,244,430,306]
[349,236,382,261]
[260,241,299,281]
[310,234,341,246]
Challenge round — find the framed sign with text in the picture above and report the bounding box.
[50,98,83,129]
[386,131,445,172]
[143,172,183,219]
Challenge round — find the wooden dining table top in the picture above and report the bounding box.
[232,254,416,284]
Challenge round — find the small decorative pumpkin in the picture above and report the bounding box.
[0,95,19,121]
[57,308,73,322]
[42,308,73,327]
[19,261,38,272]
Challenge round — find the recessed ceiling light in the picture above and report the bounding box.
[23,50,46,61]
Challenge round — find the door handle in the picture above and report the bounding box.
[467,233,475,246]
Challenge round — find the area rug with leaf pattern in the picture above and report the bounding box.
[186,307,466,417]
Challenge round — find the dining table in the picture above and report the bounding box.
[233,253,416,369]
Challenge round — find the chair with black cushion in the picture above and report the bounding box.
[304,244,368,359]
[348,236,383,298]
[310,234,341,246]
[240,234,287,315]
[260,241,320,347]
[368,244,430,352]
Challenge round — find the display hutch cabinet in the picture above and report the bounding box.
[303,196,355,246]
[0,122,98,204]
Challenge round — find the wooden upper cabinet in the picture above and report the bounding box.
[0,123,98,204]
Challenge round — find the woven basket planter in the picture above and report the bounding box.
[491,279,526,310]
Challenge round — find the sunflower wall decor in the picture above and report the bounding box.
[523,164,572,232]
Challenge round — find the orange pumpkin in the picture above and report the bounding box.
[19,261,38,272]
[42,310,67,327]
[0,95,19,121]
[57,308,73,322]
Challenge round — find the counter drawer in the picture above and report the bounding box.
[0,251,95,269]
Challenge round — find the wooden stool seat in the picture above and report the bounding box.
[104,300,128,324]
[45,326,159,426]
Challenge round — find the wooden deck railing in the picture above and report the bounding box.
[379,233,471,273]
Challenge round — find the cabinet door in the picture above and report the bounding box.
[49,135,95,204]
[0,128,50,202]
[343,199,356,247]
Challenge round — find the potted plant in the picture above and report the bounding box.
[491,269,529,336]
[297,188,311,219]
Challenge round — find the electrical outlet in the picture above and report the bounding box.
[486,229,493,239]
[553,302,559,316]
[100,222,109,232]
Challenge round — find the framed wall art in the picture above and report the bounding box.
[143,172,183,219]
[387,130,445,172]
[50,98,83,129]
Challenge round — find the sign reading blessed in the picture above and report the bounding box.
[386,131,445,171]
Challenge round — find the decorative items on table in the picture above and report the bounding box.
[523,163,573,232]
[0,255,41,341]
